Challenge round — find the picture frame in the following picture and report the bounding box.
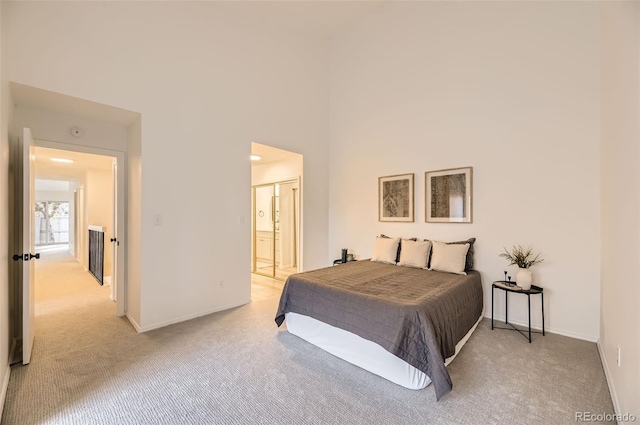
[379,173,414,222]
[425,167,472,223]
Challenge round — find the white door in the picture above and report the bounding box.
[111,160,117,303]
[73,190,79,259]
[112,158,125,317]
[20,128,36,365]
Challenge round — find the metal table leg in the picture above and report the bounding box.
[528,294,532,343]
[542,292,545,336]
[491,286,494,329]
[505,290,508,324]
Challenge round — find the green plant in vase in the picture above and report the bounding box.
[499,245,544,290]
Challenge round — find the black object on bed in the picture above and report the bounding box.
[275,260,483,401]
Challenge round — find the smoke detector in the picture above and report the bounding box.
[70,127,83,138]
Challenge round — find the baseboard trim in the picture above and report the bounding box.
[135,299,251,333]
[484,313,598,342]
[125,313,142,333]
[597,340,623,422]
[0,363,11,420]
[8,338,16,367]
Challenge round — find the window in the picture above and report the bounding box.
[35,201,69,245]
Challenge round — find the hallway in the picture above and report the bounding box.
[32,248,118,360]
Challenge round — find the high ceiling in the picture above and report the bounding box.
[213,1,389,38]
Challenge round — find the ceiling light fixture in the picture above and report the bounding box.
[250,155,261,161]
[51,158,74,163]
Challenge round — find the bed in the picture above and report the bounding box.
[275,259,483,400]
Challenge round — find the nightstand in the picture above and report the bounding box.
[491,281,545,343]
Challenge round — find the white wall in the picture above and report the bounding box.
[599,1,640,419]
[69,183,79,258]
[12,106,128,153]
[76,185,87,268]
[329,2,601,341]
[0,0,11,412]
[3,2,330,331]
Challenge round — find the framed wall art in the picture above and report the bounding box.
[425,167,472,223]
[379,173,414,222]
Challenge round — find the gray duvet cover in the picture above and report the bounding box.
[275,260,483,401]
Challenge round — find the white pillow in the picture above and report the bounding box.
[398,239,432,269]
[371,236,400,264]
[429,241,469,275]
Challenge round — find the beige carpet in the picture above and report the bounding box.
[2,251,615,424]
[30,247,118,363]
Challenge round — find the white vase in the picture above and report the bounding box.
[516,267,533,290]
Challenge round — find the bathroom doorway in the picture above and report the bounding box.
[252,180,299,280]
[250,143,302,282]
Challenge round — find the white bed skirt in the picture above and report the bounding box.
[285,310,483,390]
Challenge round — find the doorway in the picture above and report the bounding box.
[32,141,125,316]
[252,180,299,280]
[250,143,303,284]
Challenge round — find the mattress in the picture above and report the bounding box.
[275,260,484,400]
[285,308,483,390]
